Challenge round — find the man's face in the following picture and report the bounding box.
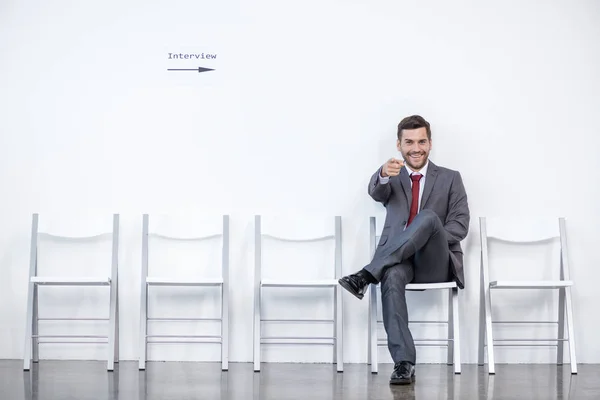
[397,127,431,171]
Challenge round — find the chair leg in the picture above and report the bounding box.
[114,282,120,365]
[139,283,148,370]
[335,285,343,373]
[23,282,35,371]
[557,287,565,365]
[447,288,454,366]
[25,215,39,371]
[478,279,486,366]
[253,285,261,372]
[483,285,495,375]
[333,286,338,366]
[221,284,229,371]
[367,300,371,367]
[451,288,461,374]
[564,286,578,374]
[32,284,39,363]
[369,284,378,374]
[107,281,118,371]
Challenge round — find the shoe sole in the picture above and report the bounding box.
[338,279,364,300]
[389,376,416,385]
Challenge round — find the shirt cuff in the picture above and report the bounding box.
[378,174,390,184]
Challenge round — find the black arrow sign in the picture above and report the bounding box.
[167,67,214,73]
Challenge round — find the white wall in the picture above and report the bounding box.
[1,0,600,364]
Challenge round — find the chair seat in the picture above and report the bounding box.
[372,281,457,290]
[146,277,223,286]
[31,277,111,286]
[406,282,457,290]
[490,280,573,289]
[261,279,338,287]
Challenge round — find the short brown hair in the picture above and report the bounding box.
[397,115,431,140]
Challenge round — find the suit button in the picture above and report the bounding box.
[401,221,406,225]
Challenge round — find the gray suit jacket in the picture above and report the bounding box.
[368,161,470,288]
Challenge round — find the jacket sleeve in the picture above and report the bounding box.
[367,166,392,205]
[444,171,470,244]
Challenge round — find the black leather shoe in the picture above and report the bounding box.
[389,361,415,385]
[338,272,370,300]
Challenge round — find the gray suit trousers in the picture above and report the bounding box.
[364,209,451,363]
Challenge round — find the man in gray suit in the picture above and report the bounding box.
[339,115,469,385]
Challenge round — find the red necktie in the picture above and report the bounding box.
[407,173,422,226]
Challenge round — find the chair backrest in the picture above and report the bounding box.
[36,213,117,239]
[479,216,571,284]
[254,215,342,282]
[30,213,119,278]
[142,214,229,279]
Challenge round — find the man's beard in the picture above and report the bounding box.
[402,152,428,170]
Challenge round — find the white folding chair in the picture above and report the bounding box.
[367,216,461,374]
[139,214,229,371]
[478,217,577,374]
[253,215,343,372]
[23,213,120,371]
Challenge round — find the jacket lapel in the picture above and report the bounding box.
[420,161,438,210]
[399,167,412,213]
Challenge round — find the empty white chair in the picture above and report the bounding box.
[367,216,461,374]
[23,213,120,371]
[478,217,577,374]
[139,214,229,370]
[253,215,343,372]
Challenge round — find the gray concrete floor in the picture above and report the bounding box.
[0,361,598,400]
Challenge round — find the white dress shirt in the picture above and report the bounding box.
[379,161,429,211]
